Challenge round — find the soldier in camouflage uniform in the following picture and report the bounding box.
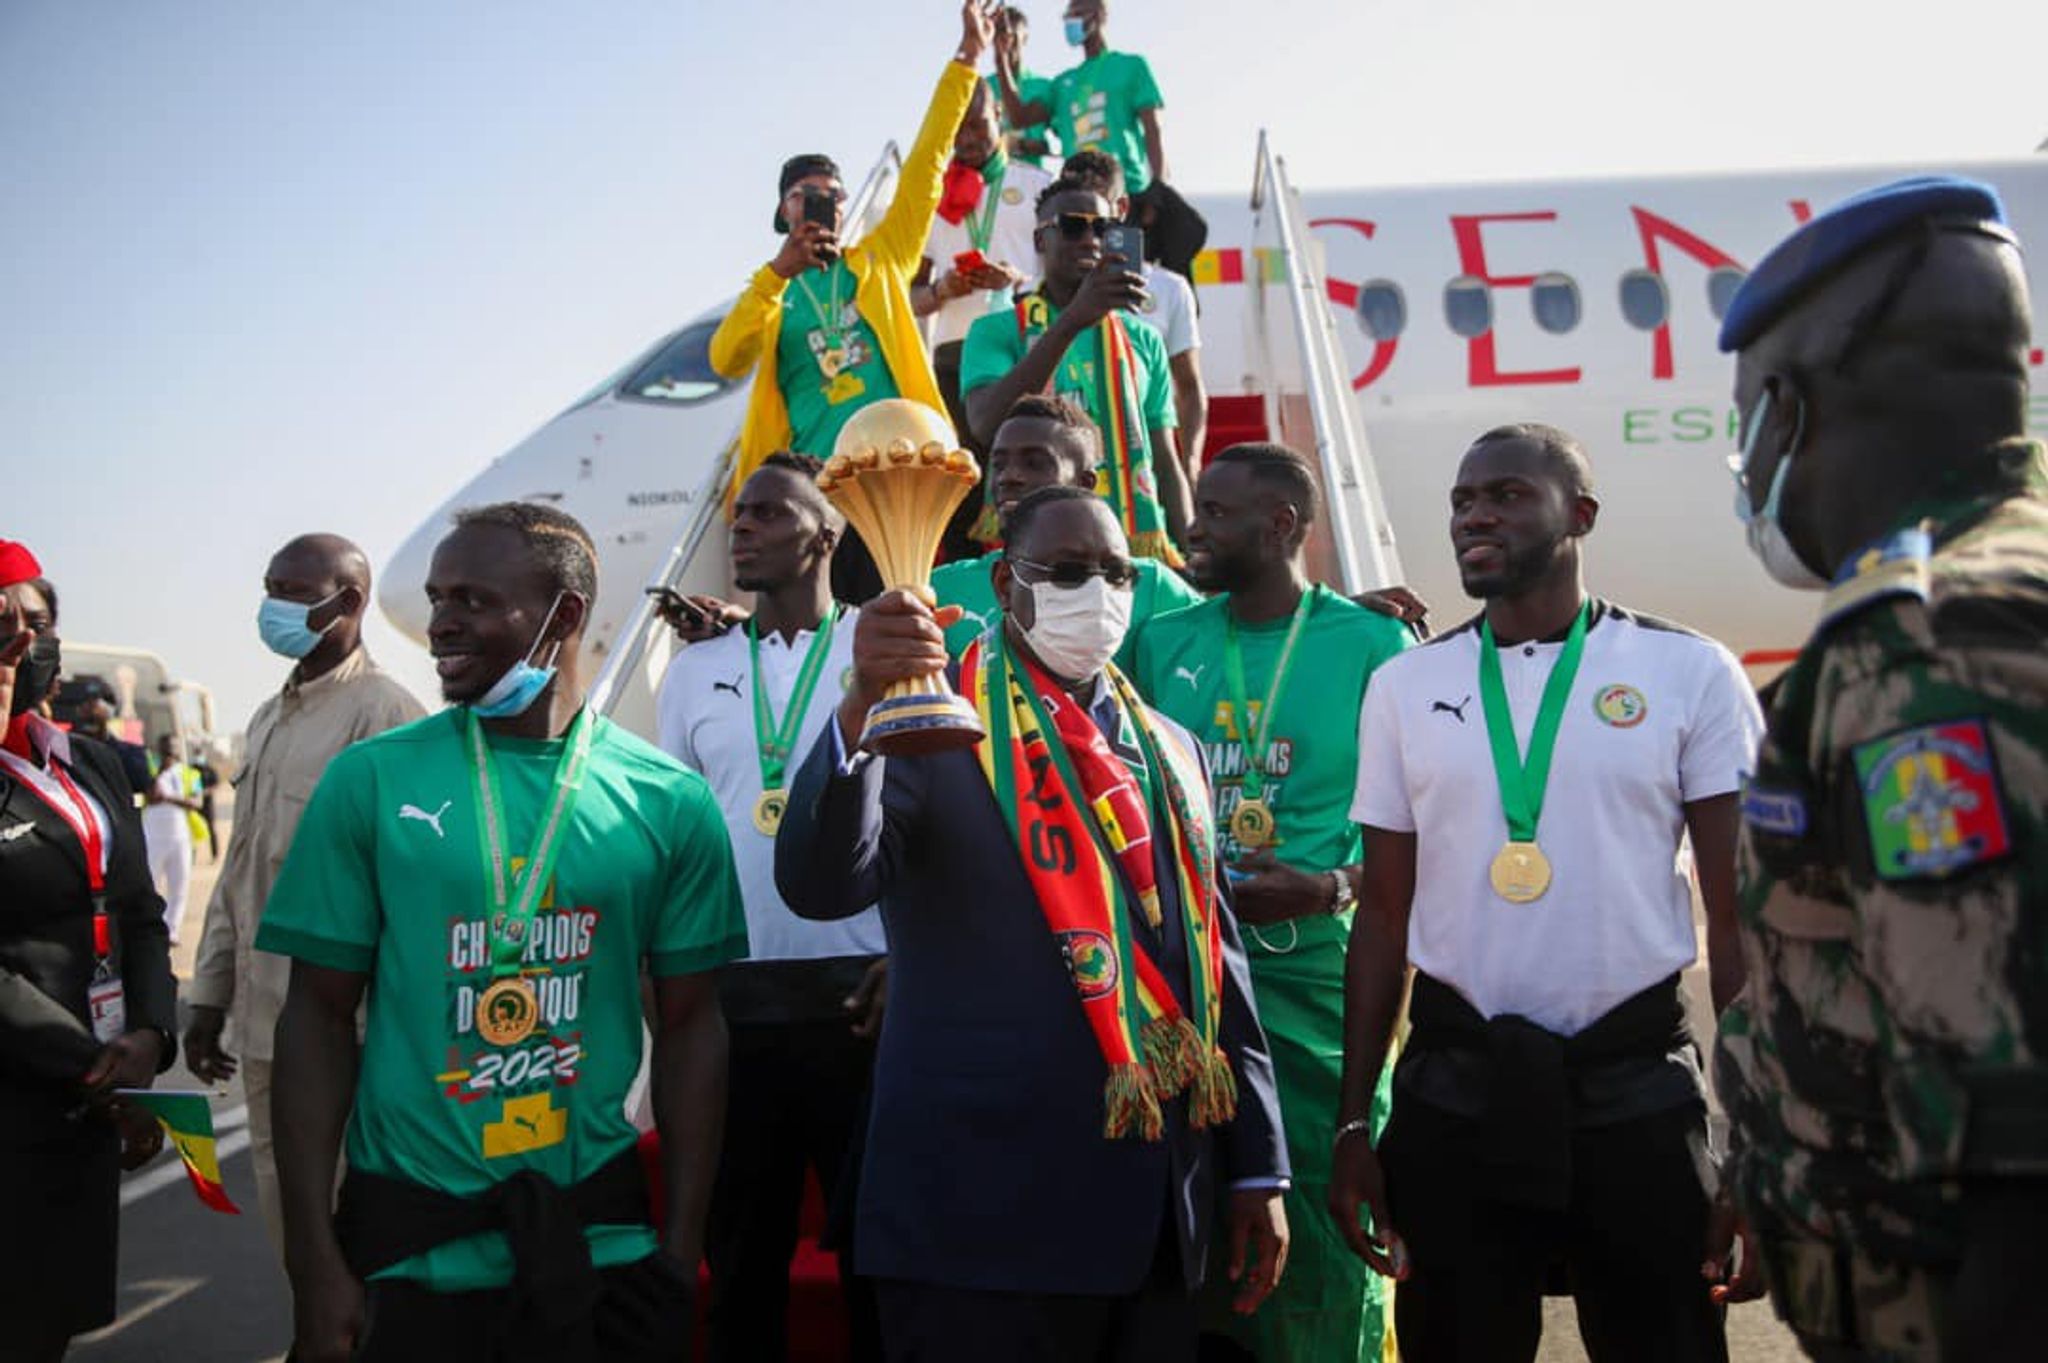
[1713,177,2048,1360]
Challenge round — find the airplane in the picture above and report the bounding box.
[380,143,2048,738]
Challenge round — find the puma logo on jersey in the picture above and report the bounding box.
[0,821,33,843]
[1174,663,1208,688]
[399,800,452,838]
[1431,696,1473,723]
[712,673,744,698]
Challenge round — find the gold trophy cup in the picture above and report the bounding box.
[817,399,986,755]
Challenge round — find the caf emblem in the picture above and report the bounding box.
[1002,186,1023,205]
[1593,684,1647,729]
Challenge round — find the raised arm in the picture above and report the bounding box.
[866,4,991,269]
[991,11,1051,130]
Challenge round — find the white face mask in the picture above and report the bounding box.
[1017,572,1133,680]
[1728,388,1828,590]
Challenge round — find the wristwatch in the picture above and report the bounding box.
[1326,868,1357,914]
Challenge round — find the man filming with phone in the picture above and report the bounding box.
[709,3,992,526]
[960,182,1191,564]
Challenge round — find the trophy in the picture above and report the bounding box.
[817,399,985,755]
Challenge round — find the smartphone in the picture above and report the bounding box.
[953,248,991,275]
[1102,223,1144,271]
[645,586,710,628]
[802,185,838,229]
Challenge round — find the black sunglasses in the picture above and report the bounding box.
[1010,555,1138,589]
[1046,212,1113,242]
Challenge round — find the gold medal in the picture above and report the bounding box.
[753,788,787,837]
[1230,797,1276,849]
[824,370,866,404]
[1489,840,1552,903]
[476,976,540,1047]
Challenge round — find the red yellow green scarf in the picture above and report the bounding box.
[999,293,1183,567]
[963,632,1234,1139]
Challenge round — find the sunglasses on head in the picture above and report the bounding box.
[1010,555,1138,589]
[1047,212,1113,241]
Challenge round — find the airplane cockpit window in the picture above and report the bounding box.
[1355,280,1407,341]
[1444,276,1493,338]
[620,317,735,405]
[1618,270,1670,331]
[1706,267,1747,320]
[1531,273,1581,334]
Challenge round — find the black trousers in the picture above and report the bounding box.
[705,1018,880,1363]
[1383,1099,1726,1363]
[0,1119,120,1358]
[873,1221,1193,1363]
[355,1253,694,1363]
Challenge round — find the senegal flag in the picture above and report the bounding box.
[121,1090,241,1214]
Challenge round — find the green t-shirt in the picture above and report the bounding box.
[1049,50,1163,195]
[255,710,748,1291]
[930,549,1203,671]
[777,259,900,458]
[1133,587,1410,870]
[989,69,1058,167]
[959,298,1175,447]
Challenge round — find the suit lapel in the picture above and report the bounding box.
[0,750,99,887]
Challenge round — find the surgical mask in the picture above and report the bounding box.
[257,590,344,659]
[1728,389,1827,590]
[1063,16,1088,45]
[1018,574,1131,680]
[9,634,61,717]
[470,593,566,719]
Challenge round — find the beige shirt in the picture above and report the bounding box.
[187,648,425,1058]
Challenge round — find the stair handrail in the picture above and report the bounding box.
[1249,130,1405,593]
[588,139,905,719]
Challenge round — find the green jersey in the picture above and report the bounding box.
[989,69,1057,167]
[255,710,748,1291]
[1049,51,1163,195]
[1133,587,1410,870]
[930,549,1202,670]
[959,299,1174,445]
[777,259,899,458]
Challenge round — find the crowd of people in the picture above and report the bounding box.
[1,6,2043,1362]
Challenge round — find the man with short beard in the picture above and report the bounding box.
[1328,425,1763,1362]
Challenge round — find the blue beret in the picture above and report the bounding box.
[1717,175,2008,352]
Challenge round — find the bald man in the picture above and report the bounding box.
[1714,179,2048,1359]
[184,534,424,1254]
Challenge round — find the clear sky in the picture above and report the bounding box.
[4,0,2042,730]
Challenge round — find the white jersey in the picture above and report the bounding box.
[656,611,885,962]
[1351,600,1763,1035]
[921,160,1055,350]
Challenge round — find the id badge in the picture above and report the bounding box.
[824,370,866,405]
[88,964,126,1045]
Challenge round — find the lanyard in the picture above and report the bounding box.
[748,607,839,792]
[1477,601,1589,843]
[1222,588,1316,802]
[0,748,113,957]
[464,707,594,978]
[967,153,1007,254]
[792,262,848,349]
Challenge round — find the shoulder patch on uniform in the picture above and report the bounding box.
[1852,718,2012,881]
[1819,526,1931,632]
[1740,781,1808,836]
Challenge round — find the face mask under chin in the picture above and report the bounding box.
[469,594,567,719]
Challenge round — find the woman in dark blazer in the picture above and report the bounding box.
[0,548,179,1361]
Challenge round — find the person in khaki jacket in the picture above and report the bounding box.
[182,533,423,1252]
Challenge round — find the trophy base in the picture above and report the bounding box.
[861,692,986,757]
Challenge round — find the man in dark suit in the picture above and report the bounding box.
[777,486,1290,1362]
[0,552,179,1358]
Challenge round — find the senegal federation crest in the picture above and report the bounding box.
[1059,929,1119,1000]
[1592,684,1647,728]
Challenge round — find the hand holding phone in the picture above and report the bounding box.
[1102,224,1145,273]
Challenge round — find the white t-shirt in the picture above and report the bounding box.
[1350,600,1763,1035]
[656,611,884,962]
[1138,262,1199,358]
[921,159,1054,349]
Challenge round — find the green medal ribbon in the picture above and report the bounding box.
[1222,587,1317,803]
[792,262,848,357]
[748,607,840,793]
[967,151,1007,255]
[464,706,595,977]
[1476,600,1589,844]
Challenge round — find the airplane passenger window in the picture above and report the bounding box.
[621,317,735,405]
[1355,280,1406,341]
[1444,275,1493,338]
[1618,270,1670,330]
[1706,267,1747,320]
[1531,273,1581,334]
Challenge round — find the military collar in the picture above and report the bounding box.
[1818,524,1932,632]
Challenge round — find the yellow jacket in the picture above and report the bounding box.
[709,59,980,499]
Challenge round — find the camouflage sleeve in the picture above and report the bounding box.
[1823,600,2048,1181]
